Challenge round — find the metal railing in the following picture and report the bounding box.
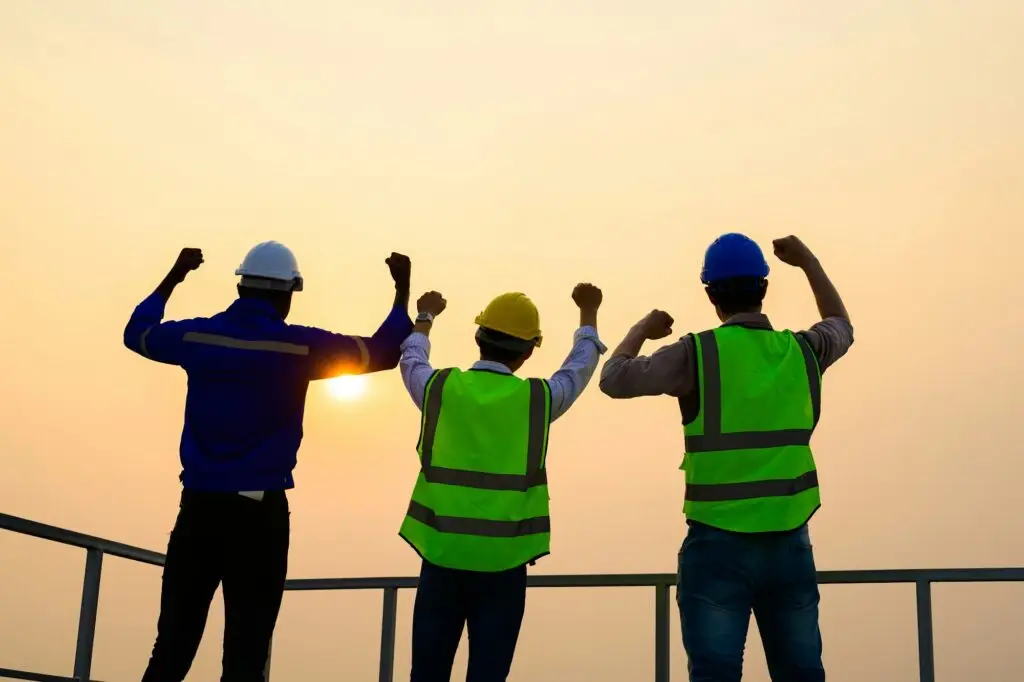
[3,511,1024,682]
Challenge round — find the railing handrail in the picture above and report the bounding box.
[0,512,164,567]
[5,509,1024,682]
[5,511,1024,587]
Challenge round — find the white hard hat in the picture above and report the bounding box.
[234,241,304,292]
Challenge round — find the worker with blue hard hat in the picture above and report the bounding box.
[123,242,415,682]
[600,233,855,682]
[700,232,771,283]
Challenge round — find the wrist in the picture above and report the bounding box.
[630,322,650,340]
[799,256,822,272]
[579,308,598,327]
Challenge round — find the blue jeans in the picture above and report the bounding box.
[677,522,825,682]
[410,560,527,682]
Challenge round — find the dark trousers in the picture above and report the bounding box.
[141,490,290,682]
[677,522,825,682]
[410,560,528,682]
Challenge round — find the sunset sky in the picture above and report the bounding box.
[2,1,1023,680]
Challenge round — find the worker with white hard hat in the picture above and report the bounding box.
[123,241,414,682]
[397,283,606,681]
[599,234,854,682]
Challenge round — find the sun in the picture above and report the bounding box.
[326,374,368,401]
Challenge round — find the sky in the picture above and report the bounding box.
[1,1,1023,680]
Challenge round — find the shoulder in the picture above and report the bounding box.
[154,314,213,334]
[802,316,854,340]
[795,317,855,372]
[279,322,341,345]
[526,376,551,393]
[671,332,700,354]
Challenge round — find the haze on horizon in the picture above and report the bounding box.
[2,1,1023,680]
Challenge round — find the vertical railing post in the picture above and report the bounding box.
[378,587,399,682]
[654,582,671,682]
[73,548,103,681]
[915,579,935,682]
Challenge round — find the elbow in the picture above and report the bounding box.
[123,324,141,354]
[835,315,855,345]
[365,343,403,373]
[598,373,625,399]
[377,352,401,371]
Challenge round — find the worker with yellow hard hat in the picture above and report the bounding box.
[397,283,606,682]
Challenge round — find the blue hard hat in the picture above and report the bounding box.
[700,233,770,284]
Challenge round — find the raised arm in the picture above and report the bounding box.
[772,236,854,369]
[599,309,694,398]
[772,236,850,323]
[123,247,204,365]
[399,290,448,410]
[546,283,607,421]
[305,252,415,379]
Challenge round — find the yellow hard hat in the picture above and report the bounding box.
[474,292,543,347]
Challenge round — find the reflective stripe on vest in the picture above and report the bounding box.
[405,500,551,537]
[684,330,821,504]
[408,368,551,539]
[418,368,549,493]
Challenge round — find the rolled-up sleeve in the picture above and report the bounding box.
[303,305,414,380]
[399,332,435,411]
[123,293,190,366]
[799,316,855,372]
[599,336,697,399]
[547,326,606,421]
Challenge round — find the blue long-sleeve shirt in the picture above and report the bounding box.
[124,293,413,492]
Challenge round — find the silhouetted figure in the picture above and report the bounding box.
[123,243,414,682]
[600,234,854,682]
[397,284,605,682]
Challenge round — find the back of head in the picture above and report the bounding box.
[474,292,543,371]
[700,233,770,317]
[234,240,304,318]
[236,283,294,318]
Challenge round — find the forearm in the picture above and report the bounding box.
[802,258,849,322]
[361,306,414,372]
[609,323,648,359]
[412,320,433,337]
[153,269,185,301]
[600,332,693,399]
[392,284,410,313]
[399,333,434,410]
[547,325,606,420]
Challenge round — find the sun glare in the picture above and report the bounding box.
[326,374,368,401]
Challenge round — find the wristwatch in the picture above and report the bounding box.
[415,312,435,324]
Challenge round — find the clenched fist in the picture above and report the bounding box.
[572,283,603,311]
[417,291,447,317]
[772,236,816,269]
[385,252,411,290]
[637,309,674,340]
[170,247,203,281]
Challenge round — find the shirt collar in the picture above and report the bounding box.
[226,297,285,320]
[721,312,774,330]
[470,360,513,375]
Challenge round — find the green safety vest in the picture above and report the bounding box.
[682,326,822,533]
[399,367,553,572]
